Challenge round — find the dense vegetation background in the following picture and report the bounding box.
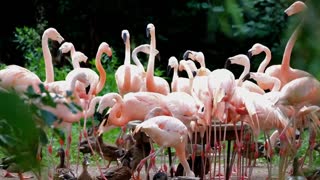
[1,0,319,83]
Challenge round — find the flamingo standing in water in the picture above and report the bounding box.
[145,23,170,95]
[0,28,64,94]
[133,107,195,178]
[248,1,312,88]
[115,30,145,96]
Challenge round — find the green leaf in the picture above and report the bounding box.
[40,109,57,126]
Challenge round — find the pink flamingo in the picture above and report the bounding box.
[132,44,159,73]
[65,42,112,105]
[226,54,265,95]
[145,23,170,95]
[115,30,145,96]
[46,41,88,95]
[249,1,312,88]
[183,50,211,76]
[167,57,194,94]
[0,28,64,94]
[58,41,88,68]
[133,107,195,178]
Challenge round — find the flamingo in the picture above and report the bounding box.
[46,41,88,96]
[131,44,159,73]
[225,54,265,95]
[248,1,312,88]
[133,107,195,178]
[58,41,88,68]
[115,30,145,96]
[0,28,64,94]
[145,23,170,95]
[65,42,112,100]
[167,57,194,94]
[183,50,211,76]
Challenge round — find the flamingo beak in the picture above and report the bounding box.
[192,71,197,77]
[155,53,161,61]
[224,59,231,69]
[283,13,289,22]
[247,51,253,59]
[183,51,191,60]
[122,33,127,44]
[167,66,173,77]
[146,28,150,38]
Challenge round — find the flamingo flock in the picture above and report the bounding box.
[1,1,320,180]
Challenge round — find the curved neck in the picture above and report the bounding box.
[238,62,250,86]
[70,46,80,69]
[42,35,54,83]
[271,77,281,92]
[95,50,107,95]
[86,96,102,117]
[257,47,272,73]
[132,45,147,72]
[181,62,194,89]
[281,18,304,71]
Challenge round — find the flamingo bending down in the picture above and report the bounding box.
[0,28,64,94]
[145,23,170,95]
[133,109,195,177]
[248,1,312,88]
[115,30,145,96]
[225,54,265,95]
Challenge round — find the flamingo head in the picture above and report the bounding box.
[285,1,307,16]
[183,50,193,60]
[121,29,130,44]
[59,42,73,54]
[146,23,155,38]
[167,56,178,70]
[98,42,113,60]
[248,43,266,58]
[73,52,88,63]
[44,27,64,44]
[226,54,250,67]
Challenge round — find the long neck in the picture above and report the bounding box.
[86,96,102,117]
[123,40,131,91]
[281,18,304,71]
[257,47,272,73]
[42,35,54,83]
[146,33,156,91]
[132,45,146,72]
[182,63,194,91]
[238,62,250,86]
[171,66,178,92]
[271,77,281,92]
[70,46,80,69]
[95,50,106,95]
